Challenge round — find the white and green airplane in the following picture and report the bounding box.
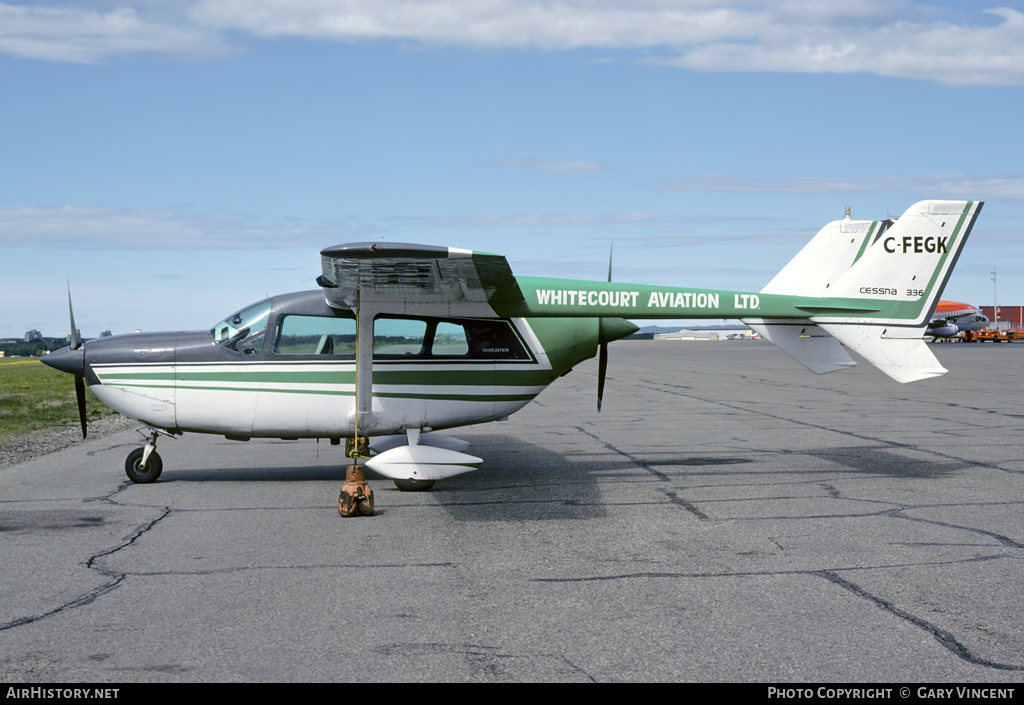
[42,200,982,515]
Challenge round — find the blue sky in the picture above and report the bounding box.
[2,1,1023,338]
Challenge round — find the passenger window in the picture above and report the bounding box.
[432,322,469,356]
[374,318,427,358]
[275,315,356,357]
[369,316,531,361]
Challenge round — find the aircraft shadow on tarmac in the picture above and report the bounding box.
[802,446,970,479]
[147,436,968,522]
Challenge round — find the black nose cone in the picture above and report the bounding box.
[41,345,85,376]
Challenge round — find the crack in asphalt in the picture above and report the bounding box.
[636,380,1024,476]
[882,510,1024,549]
[532,554,1023,672]
[0,493,170,633]
[371,642,597,682]
[562,400,1024,673]
[815,570,1024,671]
[1,471,461,633]
[573,425,709,520]
[590,381,1024,549]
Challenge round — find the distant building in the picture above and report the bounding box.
[981,306,1022,330]
[654,327,761,341]
[654,329,718,341]
[24,329,42,342]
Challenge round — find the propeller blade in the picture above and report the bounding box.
[67,283,80,350]
[74,374,88,439]
[597,242,613,412]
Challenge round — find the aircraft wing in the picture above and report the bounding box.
[318,242,524,309]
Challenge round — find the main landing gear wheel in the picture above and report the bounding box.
[393,479,436,492]
[125,448,163,484]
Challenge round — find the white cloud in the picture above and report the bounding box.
[2,2,1023,85]
[0,203,766,250]
[655,6,1024,86]
[486,158,607,174]
[188,0,1024,86]
[660,173,1024,200]
[0,2,227,63]
[0,205,367,249]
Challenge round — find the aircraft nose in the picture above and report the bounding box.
[41,345,85,376]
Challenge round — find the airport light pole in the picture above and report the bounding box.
[992,268,998,326]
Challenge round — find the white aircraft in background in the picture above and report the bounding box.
[927,301,989,337]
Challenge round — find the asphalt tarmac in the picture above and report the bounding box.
[2,340,1023,683]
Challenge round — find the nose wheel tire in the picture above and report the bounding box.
[125,448,163,484]
[393,479,436,492]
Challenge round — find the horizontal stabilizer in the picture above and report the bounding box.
[745,321,856,375]
[817,324,946,383]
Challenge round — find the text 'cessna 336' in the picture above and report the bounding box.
[42,200,982,516]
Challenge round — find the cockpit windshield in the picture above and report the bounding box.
[211,299,272,354]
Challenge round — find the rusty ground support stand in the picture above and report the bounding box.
[339,437,374,517]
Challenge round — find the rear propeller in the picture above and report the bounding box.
[597,244,611,412]
[68,285,88,439]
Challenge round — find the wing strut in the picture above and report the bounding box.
[339,288,376,517]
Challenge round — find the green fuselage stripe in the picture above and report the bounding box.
[98,368,557,387]
[852,221,879,265]
[889,203,971,321]
[105,381,537,402]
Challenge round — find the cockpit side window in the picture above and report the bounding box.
[212,300,272,355]
[274,315,356,357]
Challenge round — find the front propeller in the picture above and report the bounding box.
[67,286,88,439]
[40,286,90,438]
[73,374,88,439]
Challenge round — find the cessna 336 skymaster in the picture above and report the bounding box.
[43,200,981,516]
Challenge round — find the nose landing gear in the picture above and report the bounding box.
[125,447,162,483]
[124,428,176,484]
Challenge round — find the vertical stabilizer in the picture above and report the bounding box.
[761,214,884,298]
[747,208,882,375]
[813,200,982,383]
[823,200,982,327]
[748,201,981,382]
